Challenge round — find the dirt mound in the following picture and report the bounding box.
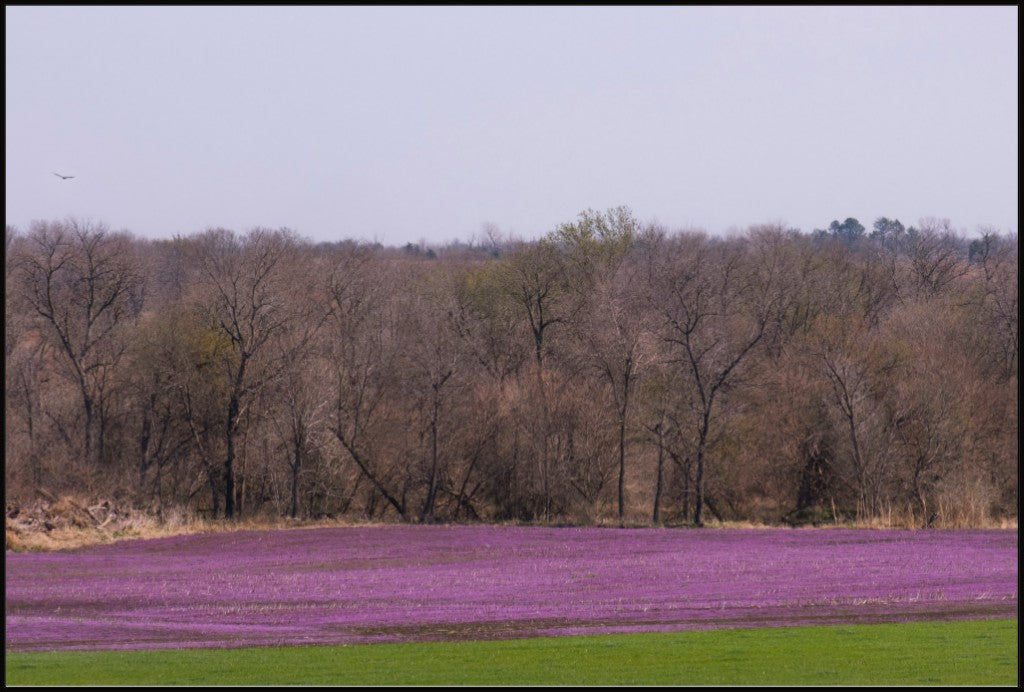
[6,492,139,551]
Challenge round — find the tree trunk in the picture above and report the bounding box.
[421,411,440,522]
[616,369,631,523]
[693,408,711,526]
[336,431,408,521]
[652,424,665,524]
[224,356,249,520]
[617,413,627,523]
[82,390,95,467]
[290,439,301,519]
[224,393,239,519]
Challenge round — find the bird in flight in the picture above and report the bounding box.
[53,172,75,180]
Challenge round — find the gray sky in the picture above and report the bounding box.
[5,6,1018,245]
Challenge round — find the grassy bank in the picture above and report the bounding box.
[6,619,1017,686]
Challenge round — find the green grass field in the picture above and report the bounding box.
[5,619,1017,686]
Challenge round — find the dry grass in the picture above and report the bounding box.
[5,496,1016,553]
[51,517,436,552]
[5,516,374,553]
[4,497,379,553]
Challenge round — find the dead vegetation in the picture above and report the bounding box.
[4,492,372,552]
[5,220,1017,532]
[6,491,170,551]
[6,492,1016,554]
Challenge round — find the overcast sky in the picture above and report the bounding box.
[5,6,1018,245]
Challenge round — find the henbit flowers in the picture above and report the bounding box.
[5,526,1017,652]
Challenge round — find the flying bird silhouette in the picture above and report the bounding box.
[53,172,75,180]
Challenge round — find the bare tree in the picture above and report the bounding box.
[803,312,903,520]
[903,219,970,299]
[496,241,570,520]
[399,279,465,521]
[10,220,144,471]
[499,239,570,370]
[3,213,1015,528]
[575,261,651,521]
[186,227,303,518]
[126,308,203,516]
[968,231,1018,380]
[326,249,413,520]
[271,354,332,519]
[447,262,527,384]
[654,229,791,525]
[637,361,692,524]
[258,259,333,520]
[558,207,642,521]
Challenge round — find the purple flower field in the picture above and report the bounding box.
[5,526,1017,652]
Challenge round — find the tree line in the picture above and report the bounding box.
[4,210,1017,527]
